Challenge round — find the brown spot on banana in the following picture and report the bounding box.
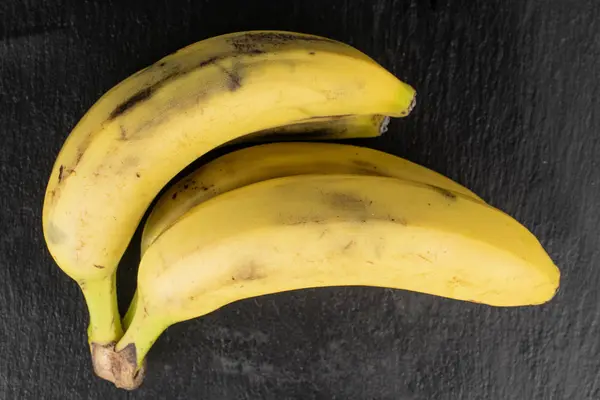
[325,192,368,212]
[233,261,266,282]
[216,62,243,91]
[418,254,433,263]
[107,66,183,121]
[226,33,337,56]
[74,143,86,165]
[294,114,353,123]
[57,165,77,184]
[388,216,408,225]
[280,215,326,226]
[227,32,335,50]
[58,165,65,183]
[116,156,139,175]
[108,86,155,121]
[198,55,223,68]
[177,179,200,191]
[226,71,241,91]
[426,184,458,200]
[56,137,89,185]
[119,125,127,140]
[350,159,390,177]
[352,159,378,170]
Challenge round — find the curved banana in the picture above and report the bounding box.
[109,174,559,389]
[120,142,483,330]
[42,30,416,354]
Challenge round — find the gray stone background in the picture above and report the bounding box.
[0,0,598,399]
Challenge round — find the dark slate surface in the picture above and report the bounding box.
[1,0,599,399]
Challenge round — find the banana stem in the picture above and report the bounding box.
[116,295,168,369]
[90,293,168,389]
[79,273,123,345]
[91,292,167,389]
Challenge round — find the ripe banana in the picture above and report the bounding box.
[41,30,416,356]
[108,174,559,389]
[119,141,483,330]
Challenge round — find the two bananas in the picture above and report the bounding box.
[42,31,559,389]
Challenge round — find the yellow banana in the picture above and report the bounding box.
[120,141,483,330]
[108,174,558,389]
[41,30,416,358]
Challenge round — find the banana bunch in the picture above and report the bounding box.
[42,31,559,390]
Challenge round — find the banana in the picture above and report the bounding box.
[120,141,483,330]
[41,30,416,357]
[108,174,559,389]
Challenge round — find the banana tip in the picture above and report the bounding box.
[379,116,391,134]
[406,92,417,115]
[90,342,146,390]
